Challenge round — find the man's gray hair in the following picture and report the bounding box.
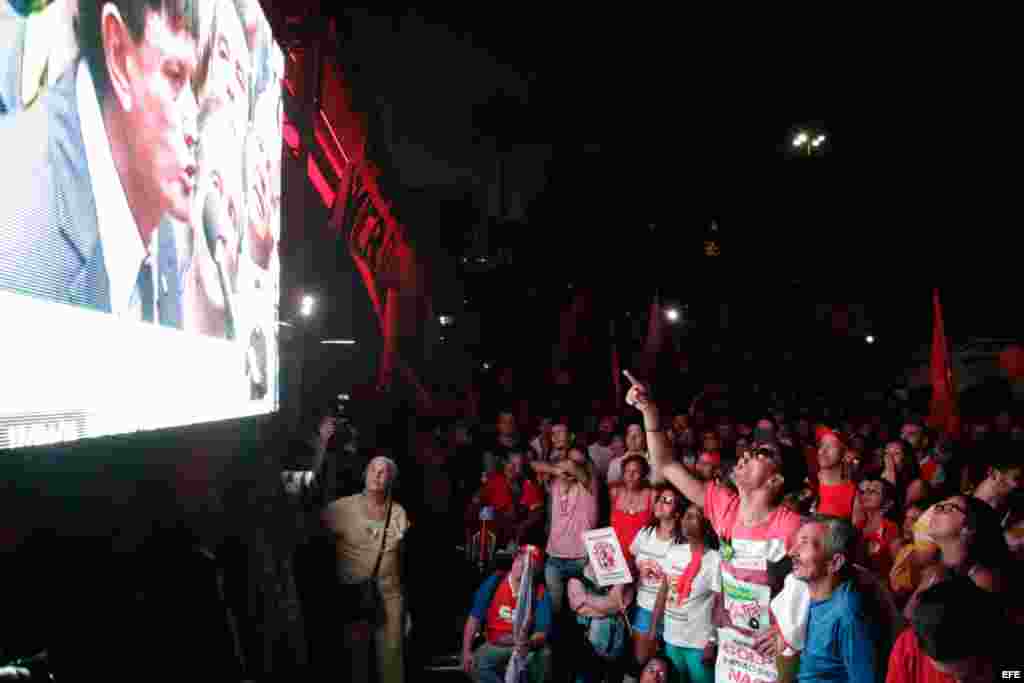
[808,513,857,560]
[364,455,399,489]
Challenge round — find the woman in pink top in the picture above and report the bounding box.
[609,453,656,568]
[531,447,600,617]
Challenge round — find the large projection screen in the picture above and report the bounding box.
[0,0,284,449]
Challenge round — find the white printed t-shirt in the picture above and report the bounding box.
[629,527,673,611]
[662,544,721,649]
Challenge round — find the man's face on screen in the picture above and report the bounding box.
[121,9,199,225]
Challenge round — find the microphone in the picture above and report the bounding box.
[202,193,235,340]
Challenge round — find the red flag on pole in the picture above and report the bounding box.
[553,290,588,373]
[640,293,664,378]
[927,288,960,438]
[611,320,622,406]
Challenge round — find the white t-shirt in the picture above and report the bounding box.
[662,545,721,648]
[630,527,674,611]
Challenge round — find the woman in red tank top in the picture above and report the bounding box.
[610,453,655,567]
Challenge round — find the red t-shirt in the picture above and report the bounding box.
[855,517,900,578]
[815,480,857,519]
[610,488,654,567]
[481,473,544,514]
[485,574,544,644]
[885,629,957,683]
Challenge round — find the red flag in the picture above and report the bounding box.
[611,320,622,405]
[640,293,664,378]
[927,289,960,437]
[553,289,589,372]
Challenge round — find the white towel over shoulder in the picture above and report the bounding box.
[770,574,811,655]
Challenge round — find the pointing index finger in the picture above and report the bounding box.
[622,370,640,386]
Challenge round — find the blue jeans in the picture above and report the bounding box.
[544,556,587,617]
[473,642,551,683]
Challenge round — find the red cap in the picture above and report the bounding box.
[699,450,721,466]
[816,426,845,447]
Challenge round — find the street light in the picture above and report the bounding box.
[665,307,681,323]
[792,130,827,155]
[300,294,315,318]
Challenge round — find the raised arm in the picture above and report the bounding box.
[625,375,707,507]
[530,461,561,477]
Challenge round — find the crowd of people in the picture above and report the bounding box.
[285,373,1022,683]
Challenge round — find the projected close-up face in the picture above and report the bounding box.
[111,6,200,225]
[204,128,244,286]
[197,0,249,124]
[232,0,261,51]
[245,128,273,269]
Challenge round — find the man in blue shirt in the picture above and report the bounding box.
[790,514,879,683]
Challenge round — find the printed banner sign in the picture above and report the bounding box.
[582,527,633,587]
[715,627,778,683]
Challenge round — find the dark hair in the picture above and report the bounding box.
[685,500,719,550]
[641,654,676,680]
[750,440,806,499]
[858,475,899,512]
[78,0,200,102]
[913,576,999,663]
[621,453,650,482]
[886,439,922,494]
[640,484,686,546]
[990,458,1024,476]
[960,495,1010,570]
[495,450,527,468]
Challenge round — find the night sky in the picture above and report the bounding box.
[295,9,1020,392]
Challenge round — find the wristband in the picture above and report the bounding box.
[646,429,662,434]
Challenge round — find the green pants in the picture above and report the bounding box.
[664,644,714,683]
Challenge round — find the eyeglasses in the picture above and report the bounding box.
[935,501,967,516]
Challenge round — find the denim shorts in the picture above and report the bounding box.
[630,604,664,638]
